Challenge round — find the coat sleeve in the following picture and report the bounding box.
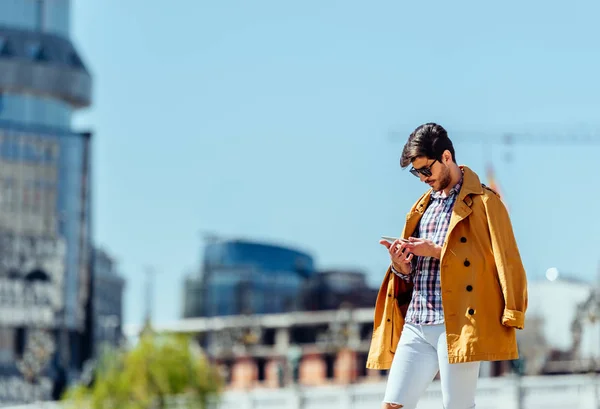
[484,193,528,330]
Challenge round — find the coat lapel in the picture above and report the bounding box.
[401,166,483,244]
[441,166,483,258]
[402,193,430,238]
[446,200,472,237]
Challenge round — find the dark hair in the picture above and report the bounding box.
[400,123,456,168]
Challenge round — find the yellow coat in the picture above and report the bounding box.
[366,166,528,369]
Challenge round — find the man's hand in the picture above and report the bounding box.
[404,237,442,259]
[379,239,413,275]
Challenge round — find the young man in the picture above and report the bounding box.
[367,123,528,409]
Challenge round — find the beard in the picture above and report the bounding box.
[433,165,452,192]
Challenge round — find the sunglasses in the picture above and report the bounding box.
[409,159,437,177]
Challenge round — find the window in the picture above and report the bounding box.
[26,42,48,62]
[0,328,14,363]
[35,0,43,31]
[69,52,84,69]
[0,2,35,31]
[1,177,15,211]
[0,0,69,37]
[42,0,70,38]
[0,93,72,128]
[0,37,13,57]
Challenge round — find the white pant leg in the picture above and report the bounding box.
[382,323,440,409]
[434,328,481,409]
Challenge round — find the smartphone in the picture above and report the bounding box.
[381,236,409,243]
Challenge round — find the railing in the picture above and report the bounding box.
[3,374,600,409]
[219,375,600,409]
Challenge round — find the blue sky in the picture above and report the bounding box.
[71,0,600,326]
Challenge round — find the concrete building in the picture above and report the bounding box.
[139,307,513,390]
[0,1,93,404]
[520,275,600,375]
[142,272,600,390]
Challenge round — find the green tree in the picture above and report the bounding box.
[62,332,222,409]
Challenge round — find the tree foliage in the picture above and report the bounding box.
[63,332,222,409]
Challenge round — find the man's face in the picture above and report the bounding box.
[410,156,452,192]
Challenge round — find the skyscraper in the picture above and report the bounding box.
[0,1,92,404]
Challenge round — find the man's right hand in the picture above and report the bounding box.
[379,239,414,275]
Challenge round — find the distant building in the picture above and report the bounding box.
[520,276,600,375]
[171,266,600,389]
[182,274,204,320]
[301,269,378,311]
[92,248,125,356]
[151,306,508,390]
[152,308,378,388]
[0,1,93,404]
[184,239,315,317]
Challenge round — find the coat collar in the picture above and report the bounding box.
[456,165,484,202]
[431,175,462,200]
[413,165,482,212]
[402,165,483,239]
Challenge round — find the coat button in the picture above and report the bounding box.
[388,293,392,297]
[460,237,467,243]
[468,308,475,315]
[464,259,470,267]
[387,318,391,322]
[466,285,473,292]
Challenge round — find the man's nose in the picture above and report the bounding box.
[418,173,428,182]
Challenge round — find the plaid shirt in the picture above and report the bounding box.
[392,177,463,325]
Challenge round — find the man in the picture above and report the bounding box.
[366,123,528,409]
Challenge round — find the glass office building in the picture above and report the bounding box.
[184,239,315,317]
[300,270,379,311]
[0,1,92,404]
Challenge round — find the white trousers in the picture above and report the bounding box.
[383,322,481,409]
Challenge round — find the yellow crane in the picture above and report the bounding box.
[389,125,600,198]
[389,126,600,164]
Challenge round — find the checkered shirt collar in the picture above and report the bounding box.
[431,175,463,200]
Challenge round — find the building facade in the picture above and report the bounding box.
[92,247,125,357]
[0,0,92,404]
[300,269,378,311]
[184,239,315,318]
[153,308,510,391]
[170,277,600,390]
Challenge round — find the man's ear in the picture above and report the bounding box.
[442,149,452,164]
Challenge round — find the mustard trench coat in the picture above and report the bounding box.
[366,166,528,369]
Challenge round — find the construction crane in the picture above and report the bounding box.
[389,125,600,200]
[388,126,600,164]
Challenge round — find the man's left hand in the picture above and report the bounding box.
[405,237,442,259]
